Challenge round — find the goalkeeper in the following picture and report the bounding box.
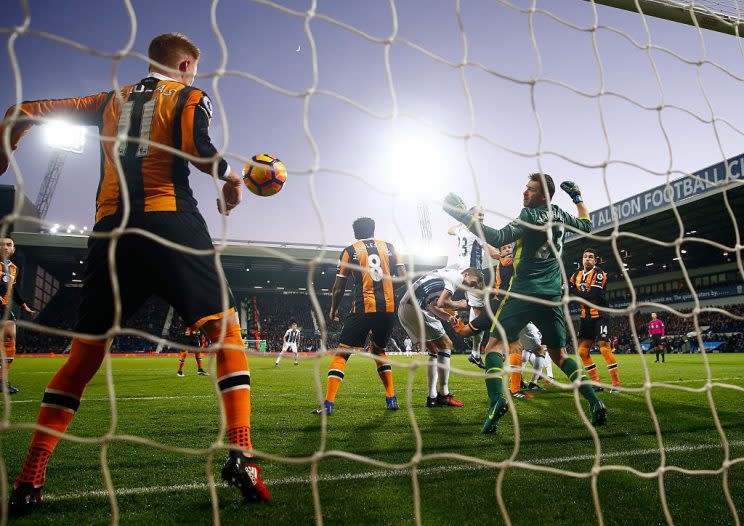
[443,174,607,433]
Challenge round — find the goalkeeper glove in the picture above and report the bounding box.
[442,193,474,225]
[560,181,583,204]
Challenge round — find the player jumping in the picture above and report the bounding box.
[568,248,621,393]
[1,33,269,512]
[443,174,607,434]
[0,236,37,395]
[313,217,405,415]
[275,321,300,366]
[447,206,498,369]
[398,266,484,407]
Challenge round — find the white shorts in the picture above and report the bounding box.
[466,290,485,308]
[519,323,542,352]
[282,342,298,353]
[398,301,445,344]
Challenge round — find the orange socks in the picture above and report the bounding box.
[600,345,620,386]
[17,338,106,487]
[509,353,522,394]
[203,322,252,450]
[374,352,395,397]
[325,354,349,403]
[177,350,187,372]
[578,343,599,383]
[2,340,15,379]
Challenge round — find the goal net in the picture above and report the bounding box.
[1,1,743,525]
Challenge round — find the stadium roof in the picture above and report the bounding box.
[10,154,744,292]
[11,233,448,293]
[563,154,744,281]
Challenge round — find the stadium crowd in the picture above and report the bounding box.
[10,286,744,355]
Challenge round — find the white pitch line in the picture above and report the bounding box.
[44,440,744,502]
[7,376,743,405]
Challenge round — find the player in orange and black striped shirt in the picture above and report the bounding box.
[568,248,621,392]
[2,33,269,512]
[0,236,37,395]
[314,217,406,416]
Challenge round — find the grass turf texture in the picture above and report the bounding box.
[1,353,742,525]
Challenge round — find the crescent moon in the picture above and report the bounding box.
[296,45,301,52]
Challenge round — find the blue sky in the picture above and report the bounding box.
[2,0,743,261]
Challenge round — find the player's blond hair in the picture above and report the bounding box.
[148,33,201,68]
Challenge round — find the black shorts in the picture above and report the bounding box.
[651,336,663,348]
[338,312,395,350]
[578,316,611,342]
[468,298,501,333]
[0,304,16,322]
[75,212,235,335]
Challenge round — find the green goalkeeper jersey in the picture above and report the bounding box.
[469,204,592,298]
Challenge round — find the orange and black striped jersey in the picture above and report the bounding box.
[1,73,228,223]
[0,261,25,307]
[494,255,514,296]
[336,239,404,314]
[569,266,608,319]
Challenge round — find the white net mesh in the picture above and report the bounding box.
[1,1,743,525]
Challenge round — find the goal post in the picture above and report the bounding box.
[587,0,744,36]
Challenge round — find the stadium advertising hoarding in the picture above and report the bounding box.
[567,153,744,238]
[610,284,744,309]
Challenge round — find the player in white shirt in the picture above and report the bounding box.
[398,267,485,407]
[403,337,413,356]
[275,322,301,367]
[447,206,499,369]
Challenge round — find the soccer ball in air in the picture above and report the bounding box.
[242,154,287,196]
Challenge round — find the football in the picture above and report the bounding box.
[242,154,287,196]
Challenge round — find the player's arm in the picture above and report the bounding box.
[559,181,592,233]
[389,244,407,281]
[485,243,500,260]
[330,248,350,322]
[180,90,242,215]
[12,272,36,315]
[435,289,467,311]
[0,93,112,175]
[447,223,462,236]
[443,193,524,247]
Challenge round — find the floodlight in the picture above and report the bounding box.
[43,120,86,153]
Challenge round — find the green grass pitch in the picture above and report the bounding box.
[1,352,742,525]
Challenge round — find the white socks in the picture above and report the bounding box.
[437,349,451,396]
[427,353,438,398]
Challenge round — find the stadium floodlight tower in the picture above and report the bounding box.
[35,120,86,220]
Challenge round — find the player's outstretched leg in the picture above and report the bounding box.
[196,352,208,375]
[202,319,269,503]
[372,348,398,410]
[578,341,602,391]
[556,351,606,427]
[527,351,547,392]
[313,352,349,415]
[482,351,509,434]
[177,349,187,377]
[426,351,438,407]
[599,343,620,393]
[1,336,19,394]
[274,347,286,367]
[10,338,106,515]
